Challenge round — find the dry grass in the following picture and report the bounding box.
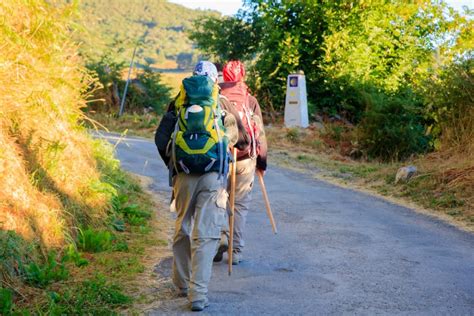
[0,0,112,248]
[266,124,474,230]
[86,112,160,138]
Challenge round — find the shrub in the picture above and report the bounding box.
[62,244,89,267]
[78,228,113,253]
[286,128,301,142]
[85,56,125,113]
[24,251,69,288]
[112,194,151,226]
[357,90,431,161]
[127,65,172,114]
[421,58,474,151]
[85,62,172,115]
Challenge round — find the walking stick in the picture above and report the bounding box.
[228,148,237,275]
[257,170,277,234]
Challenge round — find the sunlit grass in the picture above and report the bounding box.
[0,0,112,247]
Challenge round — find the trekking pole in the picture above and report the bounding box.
[118,45,137,116]
[228,148,237,275]
[257,170,277,234]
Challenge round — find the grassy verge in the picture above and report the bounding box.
[1,141,170,315]
[267,125,473,231]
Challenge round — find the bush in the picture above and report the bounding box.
[62,244,89,267]
[78,228,113,253]
[127,65,172,114]
[421,58,474,151]
[357,90,431,161]
[112,194,151,227]
[286,128,301,142]
[85,61,172,115]
[24,251,69,288]
[85,56,126,113]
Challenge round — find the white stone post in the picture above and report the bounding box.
[284,72,309,128]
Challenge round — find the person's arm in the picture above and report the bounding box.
[154,97,178,166]
[249,95,267,172]
[219,96,250,150]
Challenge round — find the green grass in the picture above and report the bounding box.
[78,228,114,253]
[24,251,69,288]
[42,274,131,315]
[0,288,14,315]
[1,140,165,314]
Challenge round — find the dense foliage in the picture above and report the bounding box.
[190,0,473,160]
[420,58,474,151]
[356,89,430,161]
[76,0,219,67]
[86,59,172,114]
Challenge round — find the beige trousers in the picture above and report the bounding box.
[228,157,256,253]
[172,172,227,302]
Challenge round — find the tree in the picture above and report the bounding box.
[188,0,473,159]
[189,15,260,62]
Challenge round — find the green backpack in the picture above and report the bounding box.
[171,75,228,178]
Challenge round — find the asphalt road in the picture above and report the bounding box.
[101,133,474,315]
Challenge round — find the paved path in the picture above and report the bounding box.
[101,133,474,315]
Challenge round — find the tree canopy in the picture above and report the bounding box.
[189,0,473,160]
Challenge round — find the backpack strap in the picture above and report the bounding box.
[174,85,187,112]
[171,120,180,175]
[242,98,258,159]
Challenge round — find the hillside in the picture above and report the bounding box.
[77,0,219,68]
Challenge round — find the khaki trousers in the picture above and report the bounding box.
[172,172,227,302]
[228,157,256,253]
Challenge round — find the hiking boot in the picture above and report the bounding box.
[232,251,242,265]
[213,234,228,262]
[190,298,209,312]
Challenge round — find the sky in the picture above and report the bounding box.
[169,0,471,16]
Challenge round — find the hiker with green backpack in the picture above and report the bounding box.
[154,61,249,311]
[213,60,268,265]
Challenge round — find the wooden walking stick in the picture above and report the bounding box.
[228,148,238,275]
[257,170,277,234]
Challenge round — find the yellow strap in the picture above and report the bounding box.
[176,132,215,155]
[175,129,225,155]
[175,84,187,112]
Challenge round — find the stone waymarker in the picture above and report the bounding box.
[284,72,309,128]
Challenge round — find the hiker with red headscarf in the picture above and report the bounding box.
[213,60,268,265]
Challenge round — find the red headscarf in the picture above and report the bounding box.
[223,60,246,82]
